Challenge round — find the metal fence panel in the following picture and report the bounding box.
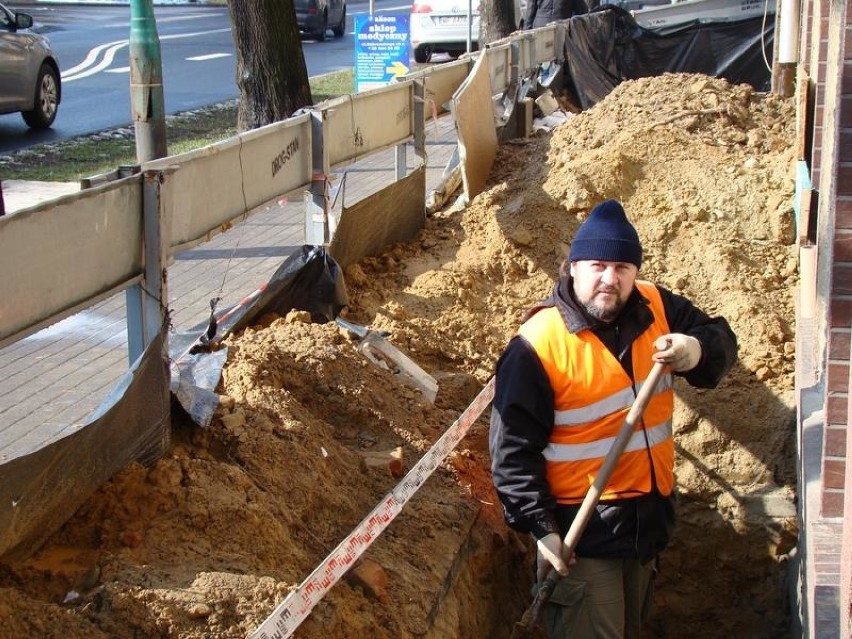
[322,82,414,166]
[0,178,143,347]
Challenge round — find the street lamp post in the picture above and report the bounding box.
[129,0,167,162]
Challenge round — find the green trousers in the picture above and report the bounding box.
[539,557,656,639]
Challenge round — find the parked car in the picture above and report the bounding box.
[410,0,526,63]
[0,2,61,129]
[294,0,347,42]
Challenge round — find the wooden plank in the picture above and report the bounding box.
[452,52,498,201]
[796,160,813,243]
[796,68,810,161]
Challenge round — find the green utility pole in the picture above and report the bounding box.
[129,0,167,162]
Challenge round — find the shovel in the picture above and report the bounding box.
[510,361,668,639]
[334,317,439,402]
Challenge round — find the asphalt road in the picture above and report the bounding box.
[0,0,410,154]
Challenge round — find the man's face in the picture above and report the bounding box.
[570,260,639,322]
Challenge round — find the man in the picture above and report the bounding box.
[489,199,737,638]
[526,0,590,29]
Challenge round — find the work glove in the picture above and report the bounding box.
[535,532,573,582]
[653,333,702,372]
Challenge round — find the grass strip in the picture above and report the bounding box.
[0,69,355,182]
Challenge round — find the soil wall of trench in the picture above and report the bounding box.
[0,72,799,639]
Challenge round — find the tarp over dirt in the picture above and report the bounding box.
[563,7,775,108]
[0,72,797,638]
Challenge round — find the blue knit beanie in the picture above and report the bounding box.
[568,200,642,268]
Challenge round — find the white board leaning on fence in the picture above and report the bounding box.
[451,51,498,202]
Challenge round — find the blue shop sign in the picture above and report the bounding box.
[355,14,410,93]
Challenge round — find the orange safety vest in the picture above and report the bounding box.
[517,281,675,504]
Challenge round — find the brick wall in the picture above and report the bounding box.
[830,7,852,639]
[842,12,852,636]
[822,5,848,521]
[799,0,852,635]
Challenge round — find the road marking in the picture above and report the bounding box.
[161,27,232,42]
[62,40,128,82]
[148,13,221,24]
[186,53,232,61]
[351,4,412,13]
[106,67,130,74]
[61,28,233,83]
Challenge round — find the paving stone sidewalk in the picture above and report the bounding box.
[0,114,459,463]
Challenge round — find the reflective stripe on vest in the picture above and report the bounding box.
[543,420,673,462]
[518,281,675,504]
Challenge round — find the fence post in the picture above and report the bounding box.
[554,23,565,64]
[126,170,167,364]
[393,82,418,180]
[520,32,533,78]
[395,143,407,181]
[413,79,426,162]
[305,109,330,245]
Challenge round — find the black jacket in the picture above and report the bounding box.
[489,277,738,559]
[527,0,589,29]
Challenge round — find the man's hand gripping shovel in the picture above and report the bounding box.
[510,360,669,639]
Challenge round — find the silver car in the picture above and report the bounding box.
[0,2,61,128]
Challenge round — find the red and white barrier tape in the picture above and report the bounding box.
[172,283,268,365]
[248,376,496,639]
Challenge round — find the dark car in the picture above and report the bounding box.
[0,2,61,128]
[294,0,346,41]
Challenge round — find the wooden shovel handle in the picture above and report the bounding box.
[511,361,669,639]
[561,360,668,554]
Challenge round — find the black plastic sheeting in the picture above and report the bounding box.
[170,245,348,427]
[561,6,775,110]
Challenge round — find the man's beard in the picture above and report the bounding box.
[582,291,625,322]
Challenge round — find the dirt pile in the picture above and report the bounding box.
[0,72,798,639]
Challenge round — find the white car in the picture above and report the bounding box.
[410,0,526,64]
[0,2,61,129]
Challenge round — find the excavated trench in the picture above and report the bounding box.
[0,72,798,639]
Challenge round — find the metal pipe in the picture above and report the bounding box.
[467,0,473,53]
[778,0,800,64]
[773,0,799,97]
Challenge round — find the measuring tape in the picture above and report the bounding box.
[248,376,496,639]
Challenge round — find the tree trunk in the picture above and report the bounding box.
[479,0,518,48]
[227,0,313,132]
